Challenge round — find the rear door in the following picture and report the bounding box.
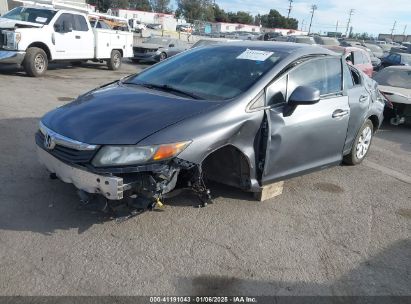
[72,14,94,59]
[262,57,350,184]
[343,64,370,153]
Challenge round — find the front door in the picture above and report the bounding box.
[262,57,350,184]
[53,13,77,59]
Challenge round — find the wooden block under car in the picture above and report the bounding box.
[253,181,284,201]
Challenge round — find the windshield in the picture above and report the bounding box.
[401,55,411,65]
[144,37,171,45]
[373,68,411,89]
[125,45,286,100]
[2,7,56,25]
[295,37,315,44]
[364,44,382,53]
[320,37,340,46]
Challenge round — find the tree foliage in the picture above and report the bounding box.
[151,0,172,13]
[258,9,298,29]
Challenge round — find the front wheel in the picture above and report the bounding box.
[159,52,167,62]
[23,47,48,77]
[107,50,122,70]
[343,119,374,165]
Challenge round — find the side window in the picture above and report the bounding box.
[73,15,89,31]
[54,13,74,32]
[394,54,401,64]
[288,57,342,97]
[266,75,287,106]
[353,51,363,64]
[343,61,354,89]
[350,67,362,86]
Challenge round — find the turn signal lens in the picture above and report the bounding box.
[152,141,191,161]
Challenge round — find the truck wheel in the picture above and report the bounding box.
[343,119,374,165]
[23,47,48,77]
[107,50,122,70]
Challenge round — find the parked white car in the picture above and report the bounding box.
[0,6,133,76]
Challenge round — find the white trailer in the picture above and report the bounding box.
[0,0,133,76]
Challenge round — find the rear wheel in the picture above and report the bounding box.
[23,47,48,77]
[107,50,122,70]
[343,119,374,165]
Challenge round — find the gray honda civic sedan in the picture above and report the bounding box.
[36,42,385,212]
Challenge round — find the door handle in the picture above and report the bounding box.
[75,35,81,39]
[332,109,349,118]
[359,95,369,103]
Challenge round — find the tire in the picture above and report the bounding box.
[70,61,85,66]
[23,47,48,77]
[107,50,122,70]
[343,119,374,165]
[159,52,167,62]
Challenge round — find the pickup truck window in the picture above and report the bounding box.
[73,15,89,31]
[54,13,88,32]
[2,7,56,25]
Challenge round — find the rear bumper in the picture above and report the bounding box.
[37,146,124,200]
[0,50,25,64]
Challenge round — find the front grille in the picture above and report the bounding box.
[36,132,97,165]
[133,47,156,53]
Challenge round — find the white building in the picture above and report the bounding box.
[212,22,261,33]
[110,8,176,31]
[264,27,308,36]
[0,0,9,15]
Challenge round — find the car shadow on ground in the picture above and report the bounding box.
[174,239,411,297]
[0,117,256,235]
[0,61,140,77]
[376,122,411,153]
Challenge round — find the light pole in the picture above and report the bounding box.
[308,4,317,35]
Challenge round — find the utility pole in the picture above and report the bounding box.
[287,0,293,19]
[345,9,354,37]
[403,25,407,36]
[391,21,397,39]
[308,4,317,35]
[300,19,305,31]
[335,20,339,37]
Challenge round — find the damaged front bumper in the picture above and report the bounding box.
[0,50,25,64]
[37,146,125,200]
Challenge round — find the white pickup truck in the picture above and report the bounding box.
[0,6,133,76]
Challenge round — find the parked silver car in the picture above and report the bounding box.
[132,37,188,63]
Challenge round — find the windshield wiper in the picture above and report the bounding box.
[123,81,204,100]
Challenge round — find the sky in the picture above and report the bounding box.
[172,0,411,36]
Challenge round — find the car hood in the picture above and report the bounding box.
[41,83,222,145]
[0,17,43,29]
[140,43,165,49]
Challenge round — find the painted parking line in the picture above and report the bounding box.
[363,160,411,184]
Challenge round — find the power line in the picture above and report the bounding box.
[308,4,317,35]
[287,0,293,19]
[344,9,354,37]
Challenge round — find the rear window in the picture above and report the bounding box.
[373,68,411,89]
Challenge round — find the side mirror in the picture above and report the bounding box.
[288,86,320,106]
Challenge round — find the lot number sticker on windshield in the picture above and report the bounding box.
[237,49,274,61]
[35,17,48,23]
